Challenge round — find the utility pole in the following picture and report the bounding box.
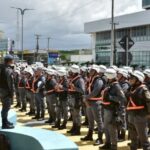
[35,34,41,62]
[110,0,114,66]
[47,37,51,51]
[113,22,119,65]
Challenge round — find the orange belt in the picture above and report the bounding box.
[101,102,111,105]
[127,98,145,110]
[47,89,54,94]
[89,97,103,101]
[56,90,64,93]
[68,89,76,92]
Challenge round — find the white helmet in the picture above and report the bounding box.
[110,65,118,71]
[80,66,87,72]
[24,67,33,76]
[14,69,20,75]
[91,64,100,73]
[104,68,117,80]
[123,66,133,73]
[99,65,106,73]
[58,69,67,77]
[131,70,145,83]
[143,69,150,78]
[70,65,80,73]
[46,69,55,76]
[117,68,128,78]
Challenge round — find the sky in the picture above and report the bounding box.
[0,0,142,50]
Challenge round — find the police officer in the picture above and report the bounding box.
[143,69,150,90]
[24,67,35,116]
[117,68,130,142]
[14,68,21,108]
[67,65,85,136]
[44,69,57,125]
[54,69,68,129]
[80,66,89,126]
[32,66,46,120]
[100,68,126,150]
[18,70,27,112]
[143,69,150,136]
[127,70,150,150]
[0,55,14,129]
[81,65,105,146]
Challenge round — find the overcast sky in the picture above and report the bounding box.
[0,0,142,50]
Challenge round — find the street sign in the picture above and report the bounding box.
[119,35,134,50]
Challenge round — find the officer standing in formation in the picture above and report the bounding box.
[81,65,104,145]
[1,56,150,150]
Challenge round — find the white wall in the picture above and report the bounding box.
[70,55,93,63]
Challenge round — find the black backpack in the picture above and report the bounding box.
[0,134,11,150]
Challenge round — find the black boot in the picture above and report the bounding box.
[118,129,126,142]
[71,126,81,136]
[59,122,67,130]
[81,130,93,141]
[82,117,88,126]
[68,115,72,121]
[99,143,111,150]
[67,124,76,134]
[14,102,21,108]
[19,107,26,112]
[38,113,45,121]
[6,120,13,126]
[26,111,32,115]
[93,132,103,146]
[111,145,117,150]
[29,110,35,116]
[45,118,52,123]
[32,115,40,120]
[52,120,60,128]
[2,119,14,129]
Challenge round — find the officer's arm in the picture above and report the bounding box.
[38,76,46,89]
[62,79,69,91]
[51,79,58,90]
[86,79,103,100]
[109,84,127,105]
[6,69,14,95]
[143,86,150,113]
[74,79,85,95]
[122,83,130,94]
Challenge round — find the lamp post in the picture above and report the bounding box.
[11,7,33,62]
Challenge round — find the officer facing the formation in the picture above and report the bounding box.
[81,65,104,146]
[100,68,126,150]
[127,70,150,150]
[0,55,15,129]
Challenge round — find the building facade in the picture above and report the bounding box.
[143,0,150,9]
[84,8,150,66]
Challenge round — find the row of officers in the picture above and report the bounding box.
[1,55,150,150]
